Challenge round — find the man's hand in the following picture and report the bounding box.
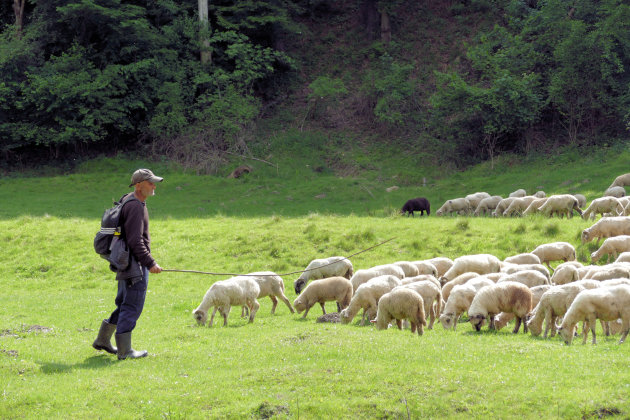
[150,263,162,274]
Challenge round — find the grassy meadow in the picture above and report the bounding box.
[1,144,630,419]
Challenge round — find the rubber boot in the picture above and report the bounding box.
[92,320,117,354]
[115,332,148,360]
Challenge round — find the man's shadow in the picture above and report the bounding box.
[37,354,117,374]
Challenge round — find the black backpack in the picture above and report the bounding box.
[94,194,139,271]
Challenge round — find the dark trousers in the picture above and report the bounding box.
[107,267,149,334]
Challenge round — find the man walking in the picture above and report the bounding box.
[92,169,163,359]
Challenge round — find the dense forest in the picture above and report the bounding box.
[2,0,630,170]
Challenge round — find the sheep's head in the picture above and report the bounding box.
[339,309,351,324]
[526,317,542,336]
[192,309,207,326]
[469,314,486,331]
[439,313,454,330]
[293,297,306,313]
[438,276,449,287]
[556,325,573,345]
[294,278,306,295]
[590,251,600,263]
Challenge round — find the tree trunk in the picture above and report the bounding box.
[380,9,391,45]
[360,0,380,40]
[198,0,211,65]
[13,0,26,39]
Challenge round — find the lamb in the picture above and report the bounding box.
[581,197,624,220]
[501,263,550,281]
[538,194,583,218]
[435,197,471,216]
[531,242,576,270]
[396,280,443,329]
[400,197,430,217]
[293,276,353,319]
[494,284,551,330]
[409,261,438,277]
[497,269,550,288]
[439,277,494,330]
[441,272,480,301]
[393,261,420,277]
[245,271,294,315]
[590,235,630,263]
[473,195,503,216]
[350,265,405,291]
[550,264,579,285]
[522,197,549,216]
[423,257,453,277]
[557,284,630,344]
[439,254,501,285]
[373,288,427,335]
[509,189,527,198]
[193,277,260,327]
[581,216,630,245]
[503,253,541,266]
[503,196,537,217]
[492,197,516,217]
[465,192,491,210]
[574,194,587,208]
[608,173,630,189]
[604,186,626,198]
[467,281,533,333]
[340,275,401,325]
[294,256,353,294]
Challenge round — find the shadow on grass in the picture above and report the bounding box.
[37,354,117,374]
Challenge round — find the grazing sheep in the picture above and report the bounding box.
[590,236,630,263]
[609,173,630,189]
[193,277,260,327]
[538,194,583,218]
[401,274,441,289]
[493,197,516,217]
[396,281,443,329]
[439,254,502,285]
[604,186,626,198]
[246,272,294,315]
[350,265,405,291]
[615,252,630,263]
[369,264,406,278]
[294,257,354,294]
[522,197,549,216]
[494,285,551,330]
[441,272,480,301]
[503,196,537,217]
[293,277,353,319]
[435,197,471,216]
[509,189,527,198]
[373,288,427,335]
[497,269,550,288]
[581,197,624,220]
[401,197,430,217]
[557,285,630,345]
[534,191,547,198]
[473,195,503,216]
[582,263,630,280]
[465,192,491,210]
[550,264,579,285]
[439,277,494,330]
[574,194,587,208]
[503,253,541,266]
[501,263,550,281]
[581,216,630,245]
[409,261,439,277]
[393,261,420,277]
[531,242,576,270]
[468,281,533,333]
[424,257,453,277]
[340,275,401,325]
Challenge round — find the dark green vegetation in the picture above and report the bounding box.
[2,0,630,171]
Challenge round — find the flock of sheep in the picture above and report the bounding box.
[192,173,630,345]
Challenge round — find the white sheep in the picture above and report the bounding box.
[441,272,480,301]
[243,272,294,315]
[574,194,587,208]
[193,277,260,327]
[604,186,626,198]
[581,197,624,220]
[465,192,491,210]
[501,263,550,281]
[531,242,576,270]
[369,263,406,279]
[409,260,439,277]
[439,254,502,284]
[534,190,547,198]
[494,284,551,330]
[497,269,549,288]
[396,281,443,329]
[350,265,405,292]
[582,263,630,280]
[424,257,453,277]
[373,288,427,335]
[503,253,541,266]
[393,261,420,277]
[503,196,537,217]
[509,189,527,198]
[468,281,532,333]
[609,173,630,189]
[401,274,441,289]
[293,276,353,319]
[340,275,401,325]
[522,197,548,216]
[557,284,630,345]
[615,252,630,263]
[538,194,583,218]
[473,195,503,216]
[581,216,630,245]
[435,197,471,216]
[293,256,353,294]
[493,197,516,217]
[590,235,630,263]
[550,264,579,285]
[439,277,494,330]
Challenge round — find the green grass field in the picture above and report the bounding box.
[1,145,629,418]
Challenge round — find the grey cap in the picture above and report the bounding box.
[129,169,164,187]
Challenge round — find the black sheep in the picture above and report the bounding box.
[401,197,430,217]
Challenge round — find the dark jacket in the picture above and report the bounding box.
[115,193,155,280]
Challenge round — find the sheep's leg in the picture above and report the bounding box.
[269,296,278,314]
[278,292,295,313]
[395,319,403,330]
[417,321,424,336]
[248,299,259,323]
[581,321,589,344]
[209,307,218,327]
[453,316,458,331]
[543,311,552,338]
[360,309,366,326]
[602,320,610,336]
[241,306,249,318]
[619,320,629,344]
[301,305,311,319]
[589,317,597,344]
[489,315,496,330]
[336,302,341,312]
[522,316,528,334]
[221,306,230,327]
[549,315,558,338]
[512,317,522,334]
[319,302,327,315]
[410,322,417,334]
